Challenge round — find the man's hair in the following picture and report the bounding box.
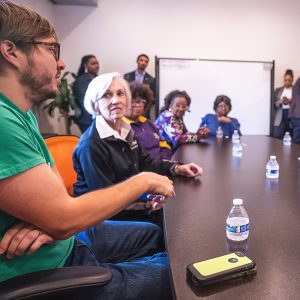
[0,1,57,52]
[136,54,149,62]
[213,95,232,112]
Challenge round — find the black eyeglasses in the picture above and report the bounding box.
[132,98,147,104]
[28,41,60,61]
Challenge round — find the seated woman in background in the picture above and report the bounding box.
[124,82,173,160]
[273,69,293,139]
[72,72,202,223]
[154,90,209,151]
[200,95,241,137]
[72,55,100,133]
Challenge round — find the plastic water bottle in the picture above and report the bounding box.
[226,198,249,241]
[232,130,240,144]
[232,141,243,157]
[283,132,291,146]
[266,155,279,179]
[216,126,223,138]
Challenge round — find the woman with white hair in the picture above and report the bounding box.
[72,72,203,222]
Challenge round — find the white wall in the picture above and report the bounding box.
[16,0,300,134]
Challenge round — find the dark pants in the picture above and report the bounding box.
[273,109,291,139]
[64,220,172,300]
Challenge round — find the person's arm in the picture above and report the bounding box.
[159,114,198,147]
[274,88,283,109]
[72,76,89,107]
[154,113,178,149]
[0,165,66,259]
[222,117,241,136]
[230,118,241,134]
[0,164,175,240]
[199,114,218,136]
[149,122,173,160]
[0,222,55,259]
[138,139,203,178]
[137,138,175,175]
[197,125,210,139]
[174,163,203,177]
[159,140,173,160]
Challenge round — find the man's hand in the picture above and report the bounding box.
[0,222,56,259]
[145,194,168,213]
[175,163,203,177]
[140,172,175,198]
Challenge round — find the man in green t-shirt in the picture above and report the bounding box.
[0,2,177,299]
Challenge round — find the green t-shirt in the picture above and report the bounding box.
[0,93,74,282]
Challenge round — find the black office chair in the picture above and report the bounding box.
[0,266,112,300]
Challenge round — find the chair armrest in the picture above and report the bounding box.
[0,266,112,300]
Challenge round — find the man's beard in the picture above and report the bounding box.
[20,56,59,103]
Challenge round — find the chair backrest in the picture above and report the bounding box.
[44,135,79,196]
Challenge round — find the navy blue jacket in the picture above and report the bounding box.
[72,121,175,197]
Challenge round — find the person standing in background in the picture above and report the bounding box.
[124,54,156,95]
[289,75,300,144]
[124,54,156,121]
[73,55,99,133]
[273,69,293,139]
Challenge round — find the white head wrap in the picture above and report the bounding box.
[84,72,122,117]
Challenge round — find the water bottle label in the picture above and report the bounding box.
[266,169,278,174]
[226,223,249,233]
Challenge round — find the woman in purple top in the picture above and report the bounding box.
[154,90,209,151]
[124,82,173,159]
[200,95,241,137]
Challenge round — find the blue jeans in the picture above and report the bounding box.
[64,221,172,300]
[291,117,300,144]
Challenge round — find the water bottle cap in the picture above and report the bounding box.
[233,198,243,205]
[285,132,289,134]
[270,155,276,160]
[234,130,238,133]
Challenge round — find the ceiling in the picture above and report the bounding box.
[50,0,98,6]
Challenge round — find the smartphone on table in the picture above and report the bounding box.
[186,252,256,286]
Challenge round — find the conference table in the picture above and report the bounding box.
[164,136,300,299]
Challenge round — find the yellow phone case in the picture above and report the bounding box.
[187,252,256,286]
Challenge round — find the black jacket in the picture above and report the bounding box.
[72,120,175,197]
[124,71,156,95]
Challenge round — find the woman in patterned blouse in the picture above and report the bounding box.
[154,90,209,151]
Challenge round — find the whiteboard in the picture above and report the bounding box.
[156,58,274,135]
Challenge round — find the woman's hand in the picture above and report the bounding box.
[218,116,231,123]
[197,125,210,138]
[282,97,291,105]
[175,163,203,177]
[0,222,56,259]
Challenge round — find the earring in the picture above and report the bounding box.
[84,67,88,73]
